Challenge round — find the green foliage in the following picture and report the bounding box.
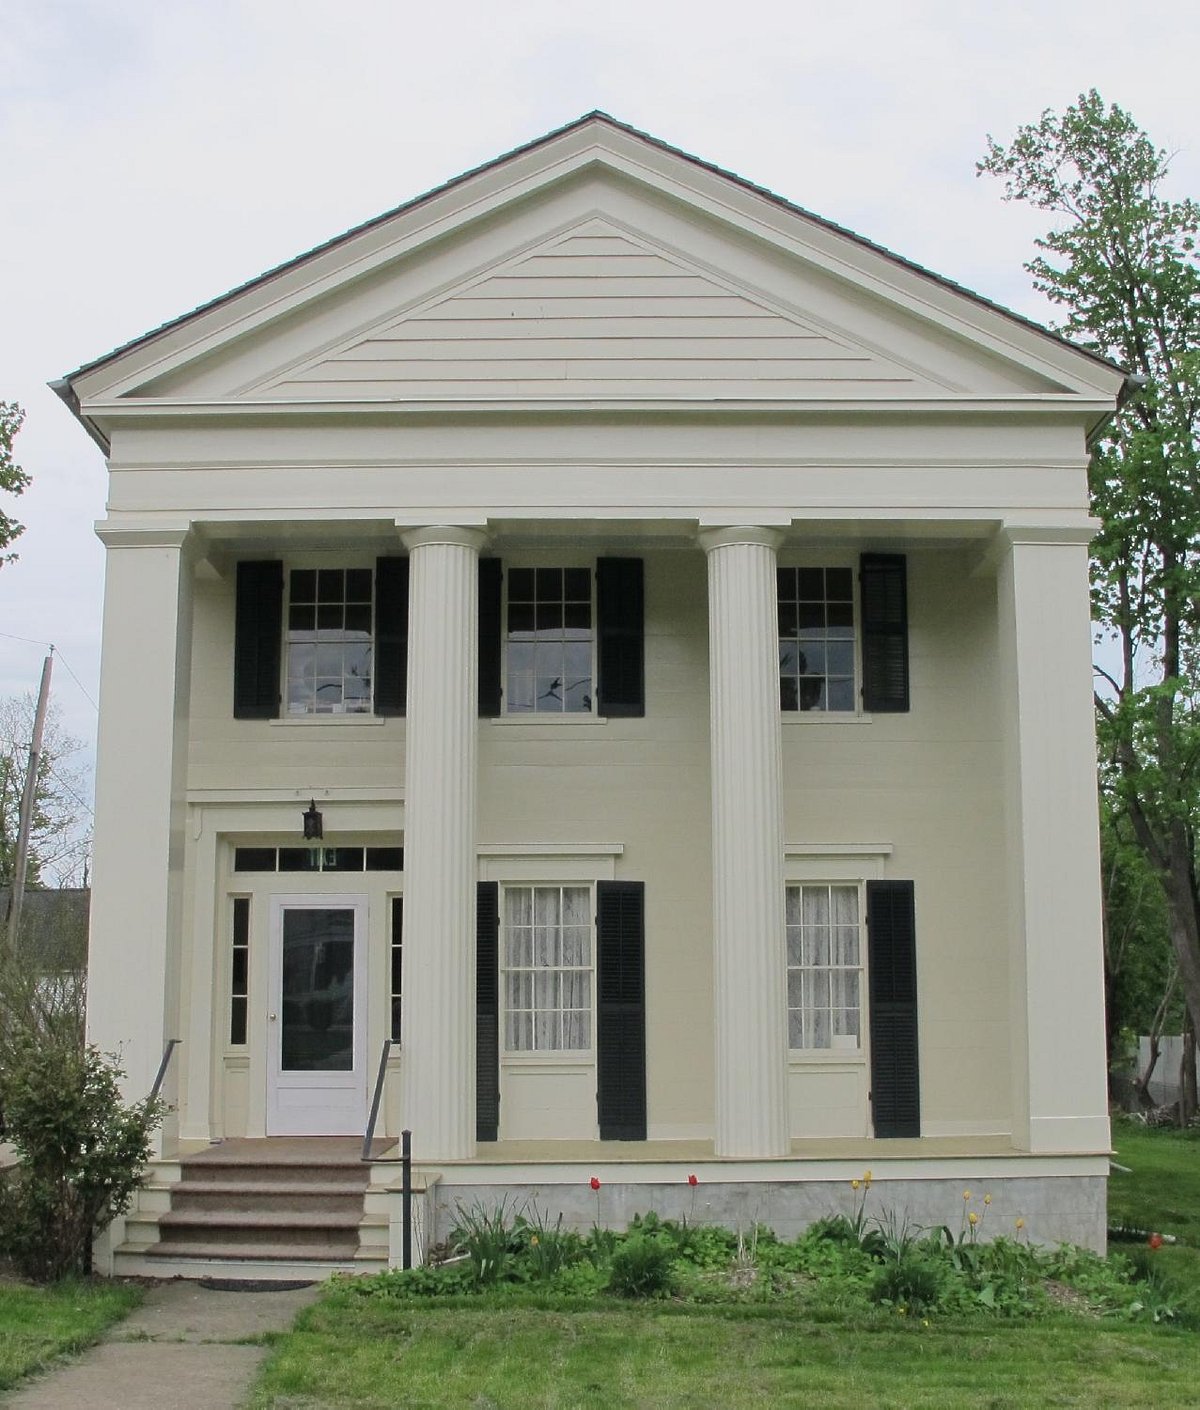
[980,92,1200,1066]
[0,1031,164,1281]
[0,401,28,565]
[605,1231,676,1298]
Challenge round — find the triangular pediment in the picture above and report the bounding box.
[238,217,970,402]
[66,114,1125,423]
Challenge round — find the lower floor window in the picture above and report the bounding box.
[786,883,862,1050]
[502,884,593,1051]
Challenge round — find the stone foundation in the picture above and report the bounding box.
[431,1174,1106,1254]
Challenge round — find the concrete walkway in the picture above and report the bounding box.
[5,1280,320,1409]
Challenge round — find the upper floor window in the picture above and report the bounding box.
[786,883,863,1051]
[505,568,594,714]
[778,567,856,712]
[286,568,373,715]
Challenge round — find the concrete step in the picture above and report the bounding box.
[170,1180,369,1214]
[156,1211,362,1250]
[112,1139,406,1279]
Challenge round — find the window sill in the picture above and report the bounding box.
[489,715,609,727]
[788,1050,866,1065]
[500,1052,595,1066]
[271,714,389,727]
[782,712,874,725]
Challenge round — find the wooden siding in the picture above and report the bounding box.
[268,228,941,400]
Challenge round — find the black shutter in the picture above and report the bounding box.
[476,881,500,1142]
[596,880,646,1140]
[596,558,644,717]
[478,558,502,718]
[867,880,920,1138]
[234,561,283,719]
[374,556,409,716]
[860,553,909,713]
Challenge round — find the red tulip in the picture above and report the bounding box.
[687,1173,699,1186]
[590,1176,601,1191]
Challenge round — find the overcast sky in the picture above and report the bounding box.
[1,0,1197,826]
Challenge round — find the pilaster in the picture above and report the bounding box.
[89,523,195,1148]
[996,527,1110,1154]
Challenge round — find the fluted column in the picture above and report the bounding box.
[700,526,789,1157]
[399,525,486,1160]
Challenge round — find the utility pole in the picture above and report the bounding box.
[7,648,53,948]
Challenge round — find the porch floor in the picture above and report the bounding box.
[462,1134,1027,1164]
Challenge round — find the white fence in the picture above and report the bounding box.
[1136,1036,1199,1105]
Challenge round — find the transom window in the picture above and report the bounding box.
[778,567,856,712]
[786,883,863,1050]
[286,568,373,715]
[502,885,593,1051]
[505,568,593,714]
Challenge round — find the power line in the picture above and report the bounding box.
[0,633,99,714]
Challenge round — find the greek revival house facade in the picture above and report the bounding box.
[59,115,1124,1269]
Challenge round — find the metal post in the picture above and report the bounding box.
[7,649,53,949]
[401,1128,412,1270]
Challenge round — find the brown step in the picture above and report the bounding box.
[170,1180,368,1214]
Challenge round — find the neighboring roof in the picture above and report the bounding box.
[58,112,1127,395]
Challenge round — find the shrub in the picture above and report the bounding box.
[0,1032,163,1282]
[607,1232,676,1298]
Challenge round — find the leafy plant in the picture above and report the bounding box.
[448,1198,526,1286]
[606,1232,676,1298]
[0,1032,163,1281]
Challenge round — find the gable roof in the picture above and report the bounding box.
[54,112,1132,450]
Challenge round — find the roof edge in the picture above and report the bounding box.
[59,110,1127,402]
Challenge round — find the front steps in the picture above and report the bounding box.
[111,1138,412,1282]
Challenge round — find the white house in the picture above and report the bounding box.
[57,114,1124,1275]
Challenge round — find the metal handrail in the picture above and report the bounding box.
[148,1038,181,1104]
[362,1038,393,1160]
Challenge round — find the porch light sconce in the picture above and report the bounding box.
[302,799,324,841]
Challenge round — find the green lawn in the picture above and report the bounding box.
[248,1294,1200,1409]
[246,1124,1200,1410]
[0,1278,142,1392]
[1109,1116,1200,1314]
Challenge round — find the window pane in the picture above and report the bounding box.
[290,570,316,603]
[564,568,591,600]
[536,567,563,598]
[827,568,853,600]
[234,848,276,873]
[317,569,344,604]
[508,568,535,600]
[345,569,372,602]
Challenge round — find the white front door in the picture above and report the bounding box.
[267,894,368,1135]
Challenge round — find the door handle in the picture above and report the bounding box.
[269,1013,278,1022]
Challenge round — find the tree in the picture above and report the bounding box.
[0,401,29,564]
[979,92,1200,1108]
[0,695,91,892]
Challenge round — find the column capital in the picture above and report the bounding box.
[95,521,194,552]
[399,524,489,554]
[697,525,784,555]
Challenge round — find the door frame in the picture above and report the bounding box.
[266,892,368,1136]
